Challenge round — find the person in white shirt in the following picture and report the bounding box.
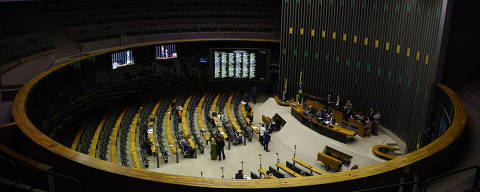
[259,123,266,146]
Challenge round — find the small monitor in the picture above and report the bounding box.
[111,50,134,69]
[155,44,177,60]
[199,57,208,63]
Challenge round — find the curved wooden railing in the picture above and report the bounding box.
[110,109,127,163]
[88,115,106,157]
[11,40,466,189]
[372,145,398,160]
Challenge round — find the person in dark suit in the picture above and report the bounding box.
[251,86,257,104]
[216,134,226,161]
[235,170,244,179]
[263,130,271,152]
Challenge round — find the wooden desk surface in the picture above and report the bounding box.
[276,163,303,177]
[166,97,178,154]
[273,95,291,106]
[317,153,342,170]
[110,109,127,163]
[292,158,327,175]
[89,115,107,157]
[258,168,278,179]
[291,104,356,137]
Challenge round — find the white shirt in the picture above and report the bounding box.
[260,126,266,136]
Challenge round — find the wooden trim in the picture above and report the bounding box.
[0,122,16,129]
[372,145,398,160]
[227,93,242,133]
[11,38,466,188]
[0,144,51,171]
[182,95,196,149]
[166,97,178,154]
[89,115,107,157]
[197,94,210,141]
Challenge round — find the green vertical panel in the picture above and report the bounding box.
[346,58,350,66]
[377,67,382,75]
[407,79,412,88]
[285,0,288,4]
[282,48,287,55]
[319,0,323,6]
[307,0,311,5]
[436,8,441,18]
[387,71,392,79]
[315,52,319,59]
[373,1,377,9]
[329,0,333,6]
[325,54,330,61]
[395,3,400,13]
[366,64,371,72]
[356,61,361,68]
[293,49,298,56]
[295,0,300,4]
[398,75,402,84]
[362,0,366,9]
[340,0,344,7]
[335,56,340,63]
[417,6,422,15]
[384,2,388,12]
[406,4,412,14]
[304,50,309,58]
[351,0,355,8]
[416,83,421,94]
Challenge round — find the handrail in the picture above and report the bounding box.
[422,165,479,192]
[353,181,420,192]
[11,36,466,189]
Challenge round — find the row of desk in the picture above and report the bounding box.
[129,111,142,168]
[290,102,356,143]
[88,115,107,157]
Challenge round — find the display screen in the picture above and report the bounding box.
[199,57,208,63]
[155,44,177,60]
[111,50,134,69]
[210,49,268,80]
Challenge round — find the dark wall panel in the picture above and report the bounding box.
[279,0,448,151]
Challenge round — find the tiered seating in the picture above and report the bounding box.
[292,157,327,175]
[76,116,102,154]
[110,109,127,163]
[180,95,197,154]
[317,152,342,172]
[268,166,285,178]
[129,108,142,168]
[226,93,242,133]
[212,93,228,139]
[173,97,188,157]
[218,94,235,140]
[196,94,210,141]
[187,96,205,153]
[233,93,253,141]
[203,94,217,137]
[165,98,178,154]
[155,99,170,162]
[88,115,107,157]
[276,162,303,177]
[97,110,121,160]
[118,105,140,167]
[257,168,277,179]
[285,161,312,176]
[70,122,86,151]
[137,101,155,168]
[240,98,259,134]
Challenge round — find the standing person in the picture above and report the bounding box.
[217,134,226,161]
[372,111,381,136]
[243,93,249,106]
[259,123,266,146]
[263,129,271,152]
[251,86,257,104]
[335,95,341,109]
